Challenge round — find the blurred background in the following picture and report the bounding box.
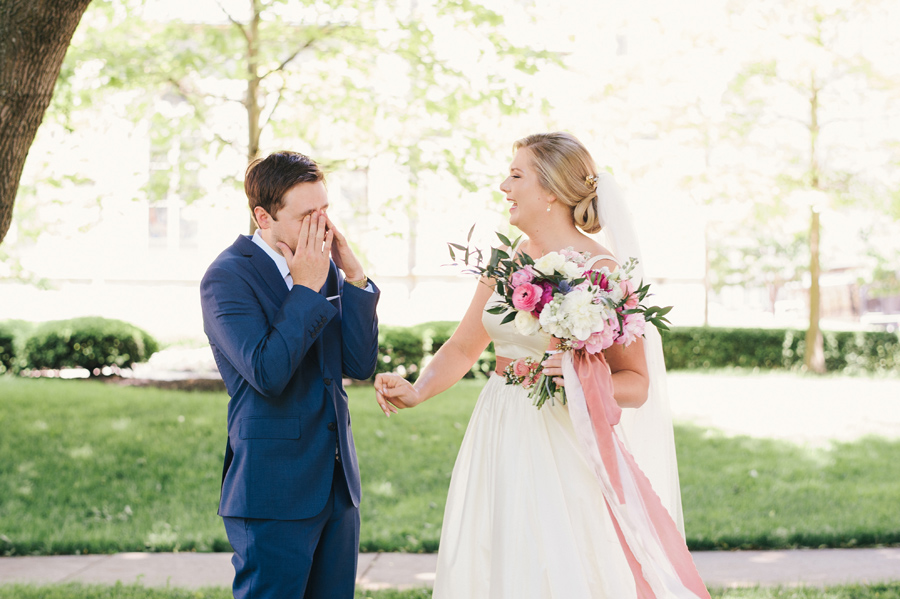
[2,0,899,358]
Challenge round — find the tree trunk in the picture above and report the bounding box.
[805,206,825,372]
[804,75,826,373]
[0,0,93,246]
[245,0,262,234]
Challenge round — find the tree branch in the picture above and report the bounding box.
[260,81,287,132]
[215,0,250,45]
[259,23,349,80]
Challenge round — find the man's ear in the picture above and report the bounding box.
[253,206,271,229]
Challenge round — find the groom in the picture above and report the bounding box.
[200,151,380,598]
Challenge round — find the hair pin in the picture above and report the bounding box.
[585,174,599,189]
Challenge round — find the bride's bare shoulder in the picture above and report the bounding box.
[579,240,618,270]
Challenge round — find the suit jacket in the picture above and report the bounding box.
[200,234,379,520]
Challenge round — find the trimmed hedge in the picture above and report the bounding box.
[21,317,159,374]
[374,322,900,379]
[0,325,15,375]
[663,327,900,373]
[0,320,34,375]
[376,321,496,381]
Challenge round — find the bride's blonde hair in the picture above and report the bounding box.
[513,132,602,234]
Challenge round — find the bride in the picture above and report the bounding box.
[375,132,708,599]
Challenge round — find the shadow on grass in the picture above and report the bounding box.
[677,424,900,550]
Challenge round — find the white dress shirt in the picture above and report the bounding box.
[251,230,372,293]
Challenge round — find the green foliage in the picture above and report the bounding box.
[0,324,16,374]
[0,320,34,374]
[375,322,899,380]
[376,321,495,382]
[22,317,159,374]
[376,326,427,381]
[663,327,900,374]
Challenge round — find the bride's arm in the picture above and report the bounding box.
[604,338,649,408]
[375,278,493,413]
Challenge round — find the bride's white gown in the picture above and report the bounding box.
[432,292,638,599]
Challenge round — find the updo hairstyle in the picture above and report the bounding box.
[513,132,602,234]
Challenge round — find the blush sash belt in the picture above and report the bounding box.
[494,356,513,376]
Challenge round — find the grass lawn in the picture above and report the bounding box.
[2,376,900,555]
[0,585,899,599]
[0,584,432,599]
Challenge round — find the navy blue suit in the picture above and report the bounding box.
[200,234,379,598]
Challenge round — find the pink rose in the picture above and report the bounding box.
[512,283,541,312]
[534,281,554,313]
[584,319,619,353]
[513,359,530,377]
[620,313,646,345]
[509,267,535,288]
[586,270,610,291]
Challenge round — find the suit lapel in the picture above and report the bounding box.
[236,236,289,304]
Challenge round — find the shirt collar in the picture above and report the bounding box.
[251,230,291,285]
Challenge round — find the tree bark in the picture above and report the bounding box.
[804,75,826,373]
[0,0,93,246]
[245,0,261,234]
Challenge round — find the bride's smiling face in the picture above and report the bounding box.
[499,147,549,231]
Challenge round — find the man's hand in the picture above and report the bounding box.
[277,211,333,292]
[374,373,423,417]
[324,214,365,282]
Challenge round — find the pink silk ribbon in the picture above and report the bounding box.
[572,351,710,599]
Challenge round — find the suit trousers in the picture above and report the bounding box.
[223,459,360,599]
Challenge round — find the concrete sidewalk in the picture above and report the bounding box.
[1,548,899,590]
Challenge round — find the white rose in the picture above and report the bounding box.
[514,309,542,336]
[608,283,625,304]
[561,260,584,281]
[538,299,566,338]
[559,289,604,341]
[534,252,566,275]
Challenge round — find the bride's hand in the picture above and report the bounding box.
[540,351,565,385]
[374,373,423,416]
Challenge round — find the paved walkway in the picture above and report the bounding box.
[1,548,899,590]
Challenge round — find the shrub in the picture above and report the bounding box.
[662,326,900,374]
[375,326,427,381]
[376,321,496,381]
[0,325,15,375]
[0,320,34,375]
[23,317,159,374]
[373,322,900,380]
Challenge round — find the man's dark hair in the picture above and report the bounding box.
[245,151,324,222]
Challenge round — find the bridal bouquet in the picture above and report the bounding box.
[450,228,671,408]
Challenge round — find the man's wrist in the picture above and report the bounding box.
[346,275,368,289]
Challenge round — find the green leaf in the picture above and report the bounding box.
[500,312,517,325]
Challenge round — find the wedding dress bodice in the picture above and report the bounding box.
[480,254,617,362]
[482,291,550,361]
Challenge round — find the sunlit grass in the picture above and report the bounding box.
[1,584,900,599]
[0,584,434,599]
[1,376,899,555]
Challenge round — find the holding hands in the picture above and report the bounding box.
[374,373,424,417]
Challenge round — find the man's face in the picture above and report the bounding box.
[259,181,329,252]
